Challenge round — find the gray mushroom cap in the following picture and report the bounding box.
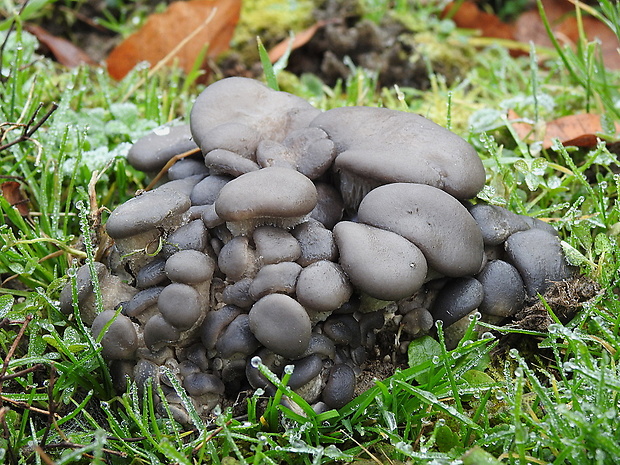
[504,228,571,297]
[469,203,530,246]
[158,283,203,330]
[334,221,427,301]
[215,314,260,358]
[430,277,484,327]
[218,236,257,282]
[253,226,302,265]
[477,259,525,317]
[357,183,484,277]
[143,314,181,351]
[165,250,215,284]
[200,305,242,350]
[248,261,302,300]
[287,354,324,390]
[190,77,320,151]
[401,307,434,337]
[248,294,312,359]
[214,167,318,234]
[311,106,485,208]
[190,175,232,206]
[322,364,356,409]
[183,372,225,397]
[127,124,198,172]
[295,260,352,313]
[292,219,338,267]
[167,158,209,180]
[59,262,107,315]
[106,187,191,240]
[91,310,138,360]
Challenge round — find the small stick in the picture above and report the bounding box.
[145,147,201,191]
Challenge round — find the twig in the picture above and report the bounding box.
[40,364,57,447]
[0,363,44,381]
[0,395,60,418]
[0,102,58,153]
[0,315,32,403]
[145,147,201,191]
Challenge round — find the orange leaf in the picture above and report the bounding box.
[442,2,514,40]
[508,110,620,149]
[1,181,29,216]
[268,20,335,64]
[25,24,97,68]
[106,0,241,80]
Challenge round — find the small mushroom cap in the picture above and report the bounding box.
[158,283,203,330]
[296,260,352,313]
[190,175,232,206]
[204,149,260,177]
[401,307,434,337]
[334,221,427,301]
[215,314,260,358]
[253,226,302,265]
[221,278,255,308]
[292,219,338,267]
[59,262,108,315]
[504,228,571,297]
[183,372,225,396]
[322,314,361,347]
[249,294,312,359]
[127,124,198,172]
[218,236,257,282]
[122,286,164,318]
[248,261,302,300]
[199,122,261,158]
[299,333,336,360]
[162,219,208,255]
[91,310,138,360]
[311,106,485,205]
[165,250,215,284]
[190,77,320,150]
[288,354,324,390]
[430,277,484,327]
[200,305,242,350]
[469,203,530,246]
[143,314,181,351]
[167,158,209,180]
[135,258,168,289]
[106,188,190,239]
[477,259,525,317]
[214,166,318,224]
[357,183,484,277]
[256,127,336,179]
[322,364,356,409]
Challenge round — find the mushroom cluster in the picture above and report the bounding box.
[60,77,571,423]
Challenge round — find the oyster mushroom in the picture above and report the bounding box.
[127,124,198,173]
[214,167,318,235]
[91,310,138,360]
[311,106,485,209]
[357,183,484,277]
[334,221,427,301]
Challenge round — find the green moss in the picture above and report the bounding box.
[232,0,315,59]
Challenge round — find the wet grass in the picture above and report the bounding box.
[1,0,620,463]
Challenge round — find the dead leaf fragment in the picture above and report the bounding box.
[509,110,620,149]
[442,2,514,40]
[107,0,241,80]
[268,20,336,63]
[25,24,97,68]
[1,181,29,216]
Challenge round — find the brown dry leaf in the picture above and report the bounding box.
[1,181,29,216]
[514,0,620,69]
[25,24,97,68]
[509,110,620,149]
[107,0,241,80]
[441,2,514,40]
[268,20,334,63]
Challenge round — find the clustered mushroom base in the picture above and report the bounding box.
[60,78,572,425]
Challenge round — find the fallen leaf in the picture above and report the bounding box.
[268,20,335,63]
[107,0,241,80]
[1,181,30,216]
[25,24,97,68]
[509,110,620,149]
[445,0,620,69]
[442,2,514,40]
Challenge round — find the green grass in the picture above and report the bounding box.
[1,0,620,463]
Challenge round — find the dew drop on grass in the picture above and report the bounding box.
[67,267,77,278]
[250,356,262,368]
[284,364,294,375]
[432,356,440,364]
[481,332,494,339]
[254,388,264,396]
[508,348,519,359]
